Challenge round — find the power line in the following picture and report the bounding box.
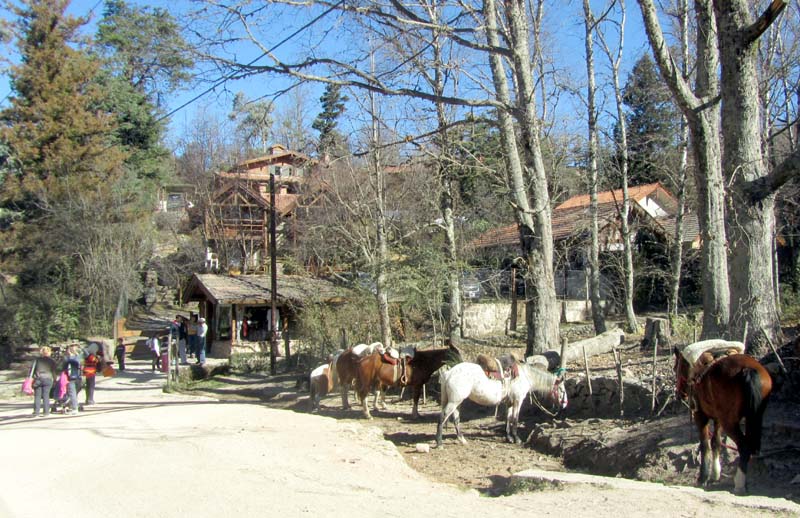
[159,0,346,123]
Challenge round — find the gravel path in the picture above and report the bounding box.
[1,359,798,518]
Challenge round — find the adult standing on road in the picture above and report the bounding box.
[31,346,57,417]
[82,350,99,405]
[187,314,198,360]
[176,315,188,365]
[197,317,208,365]
[63,345,82,414]
[148,335,161,372]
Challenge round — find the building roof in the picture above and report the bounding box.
[470,183,698,250]
[183,273,347,306]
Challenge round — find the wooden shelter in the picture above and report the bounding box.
[182,273,346,357]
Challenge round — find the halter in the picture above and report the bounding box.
[528,373,567,417]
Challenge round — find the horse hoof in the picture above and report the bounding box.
[458,437,467,445]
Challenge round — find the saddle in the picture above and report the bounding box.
[382,347,412,384]
[477,353,519,381]
[689,348,742,386]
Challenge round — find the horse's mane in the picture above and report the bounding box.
[520,363,557,395]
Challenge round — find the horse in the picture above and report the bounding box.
[436,361,568,447]
[353,343,462,420]
[674,347,772,494]
[335,343,383,410]
[308,350,343,412]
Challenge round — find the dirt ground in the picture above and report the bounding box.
[189,339,800,502]
[2,353,799,518]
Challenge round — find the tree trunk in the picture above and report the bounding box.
[503,0,560,355]
[637,0,730,338]
[714,0,785,354]
[528,328,626,370]
[668,0,689,319]
[370,84,392,349]
[583,0,607,335]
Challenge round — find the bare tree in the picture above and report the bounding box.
[638,0,730,339]
[714,0,797,352]
[582,0,607,334]
[597,0,639,333]
[191,0,562,354]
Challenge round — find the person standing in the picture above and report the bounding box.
[197,317,208,365]
[63,345,82,414]
[177,315,188,364]
[147,335,161,372]
[82,351,99,405]
[114,338,126,371]
[187,314,198,359]
[31,346,57,417]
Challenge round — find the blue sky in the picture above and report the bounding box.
[0,0,655,148]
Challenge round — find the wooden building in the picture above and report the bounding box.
[205,144,316,272]
[182,272,345,357]
[469,182,701,312]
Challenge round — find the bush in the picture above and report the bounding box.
[780,284,800,324]
[230,352,272,374]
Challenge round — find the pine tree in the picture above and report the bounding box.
[312,84,349,158]
[0,0,124,212]
[622,54,680,185]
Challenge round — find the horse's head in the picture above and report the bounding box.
[673,347,690,400]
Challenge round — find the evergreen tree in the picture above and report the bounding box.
[312,84,349,158]
[0,0,123,213]
[621,54,680,185]
[229,91,273,156]
[0,0,152,344]
[95,0,193,106]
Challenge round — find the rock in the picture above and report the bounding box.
[415,443,430,454]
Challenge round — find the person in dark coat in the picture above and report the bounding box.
[31,346,57,417]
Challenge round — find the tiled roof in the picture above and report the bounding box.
[470,183,699,250]
[554,182,665,210]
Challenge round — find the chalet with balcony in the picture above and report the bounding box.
[205,145,317,272]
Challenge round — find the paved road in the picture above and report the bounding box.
[1,359,798,518]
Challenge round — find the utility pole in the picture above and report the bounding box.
[269,172,278,375]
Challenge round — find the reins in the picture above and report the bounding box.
[525,367,565,418]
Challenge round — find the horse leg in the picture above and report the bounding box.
[411,386,421,420]
[360,386,373,420]
[725,421,750,495]
[710,420,722,482]
[695,412,712,486]
[452,407,466,445]
[436,400,459,447]
[504,405,515,443]
[511,400,523,444]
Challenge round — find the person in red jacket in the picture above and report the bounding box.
[83,352,99,405]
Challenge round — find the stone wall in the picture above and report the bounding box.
[462,300,605,337]
[462,302,525,337]
[563,375,655,418]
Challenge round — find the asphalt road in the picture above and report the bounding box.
[1,359,798,518]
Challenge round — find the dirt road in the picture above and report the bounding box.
[1,359,798,518]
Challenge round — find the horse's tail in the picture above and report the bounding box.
[741,367,768,454]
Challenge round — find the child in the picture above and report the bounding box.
[114,338,126,371]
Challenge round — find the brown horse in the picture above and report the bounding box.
[674,348,772,494]
[351,343,462,419]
